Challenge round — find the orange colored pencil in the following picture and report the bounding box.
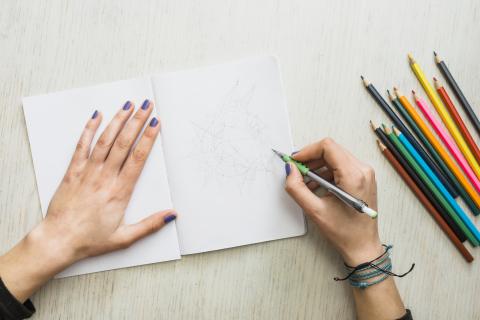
[394,87,480,209]
[434,77,480,165]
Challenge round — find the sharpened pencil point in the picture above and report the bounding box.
[433,51,437,56]
[361,76,369,87]
[376,139,387,152]
[369,120,378,131]
[393,126,401,136]
[383,125,392,135]
[412,90,419,100]
[407,53,415,64]
[387,89,394,101]
[393,87,402,98]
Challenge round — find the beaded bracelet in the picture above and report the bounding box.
[334,245,415,289]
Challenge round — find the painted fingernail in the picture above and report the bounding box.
[141,99,150,110]
[285,163,291,176]
[123,101,132,110]
[91,110,98,119]
[291,151,299,155]
[164,214,176,224]
[149,117,159,127]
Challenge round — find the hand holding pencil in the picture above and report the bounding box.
[283,138,383,266]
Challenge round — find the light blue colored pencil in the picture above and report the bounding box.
[394,127,480,242]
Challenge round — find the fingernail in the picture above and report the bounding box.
[149,117,159,127]
[285,163,291,176]
[291,151,299,156]
[141,99,150,110]
[122,101,132,110]
[91,110,98,119]
[164,214,176,224]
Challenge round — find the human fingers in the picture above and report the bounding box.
[89,101,134,163]
[105,100,153,171]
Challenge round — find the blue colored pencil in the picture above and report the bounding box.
[395,127,480,242]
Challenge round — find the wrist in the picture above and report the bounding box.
[25,222,80,272]
[0,223,78,302]
[341,241,384,266]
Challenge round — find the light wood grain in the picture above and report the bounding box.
[1,0,480,319]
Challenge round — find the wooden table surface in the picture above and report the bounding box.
[1,0,479,319]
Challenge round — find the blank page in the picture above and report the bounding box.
[153,56,306,255]
[23,78,181,277]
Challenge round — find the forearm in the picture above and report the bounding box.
[352,277,405,320]
[0,223,75,302]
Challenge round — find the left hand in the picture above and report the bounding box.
[0,100,176,302]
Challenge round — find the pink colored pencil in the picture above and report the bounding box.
[413,91,480,194]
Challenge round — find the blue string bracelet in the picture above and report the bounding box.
[334,244,414,289]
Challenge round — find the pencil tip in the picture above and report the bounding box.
[412,89,416,94]
[386,89,394,101]
[369,120,378,131]
[433,76,437,81]
[407,53,415,63]
[393,126,401,135]
[360,75,370,87]
[433,51,437,56]
[376,139,386,151]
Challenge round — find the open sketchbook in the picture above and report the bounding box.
[23,56,306,278]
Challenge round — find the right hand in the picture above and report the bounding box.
[285,138,383,266]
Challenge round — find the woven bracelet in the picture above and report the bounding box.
[334,245,415,289]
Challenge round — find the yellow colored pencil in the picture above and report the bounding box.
[408,53,480,180]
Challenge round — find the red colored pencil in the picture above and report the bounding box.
[434,77,480,165]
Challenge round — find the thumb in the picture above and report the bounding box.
[285,162,325,215]
[113,209,177,249]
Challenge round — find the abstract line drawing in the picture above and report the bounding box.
[188,80,274,189]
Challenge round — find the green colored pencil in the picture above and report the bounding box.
[384,126,478,246]
[387,90,480,215]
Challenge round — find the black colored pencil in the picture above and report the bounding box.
[362,76,458,197]
[434,52,480,136]
[370,121,467,242]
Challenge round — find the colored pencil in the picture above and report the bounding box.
[385,126,477,245]
[389,90,480,215]
[434,51,480,136]
[434,77,480,165]
[370,121,467,241]
[408,54,480,180]
[395,88,480,214]
[413,91,480,197]
[361,76,458,197]
[377,140,473,262]
[393,127,480,244]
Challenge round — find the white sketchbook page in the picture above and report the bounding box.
[22,77,181,278]
[153,56,306,255]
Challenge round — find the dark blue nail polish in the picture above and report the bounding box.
[91,110,98,119]
[149,117,159,127]
[285,163,291,176]
[164,214,176,224]
[123,101,131,110]
[141,99,150,110]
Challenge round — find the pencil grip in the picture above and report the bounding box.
[281,155,310,175]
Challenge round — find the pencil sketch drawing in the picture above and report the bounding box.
[189,80,274,188]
